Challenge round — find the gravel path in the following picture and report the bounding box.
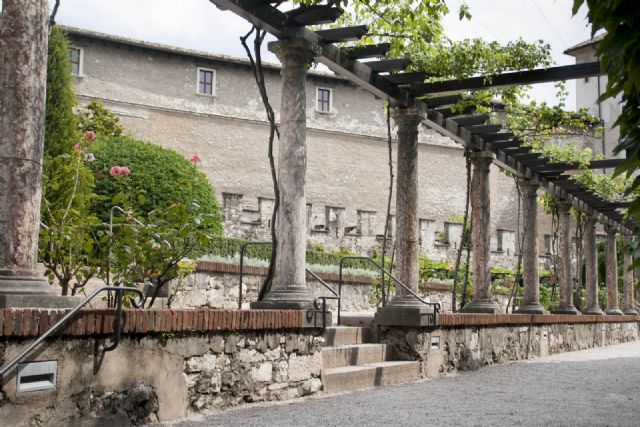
[161,341,640,427]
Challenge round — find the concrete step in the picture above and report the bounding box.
[324,326,374,346]
[322,361,420,394]
[322,343,391,369]
[339,312,374,327]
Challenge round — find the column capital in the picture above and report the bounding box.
[556,200,572,214]
[604,223,617,236]
[469,150,494,170]
[268,39,320,68]
[517,178,539,188]
[390,104,425,127]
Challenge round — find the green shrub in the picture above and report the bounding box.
[45,26,79,157]
[88,136,222,235]
[77,100,124,138]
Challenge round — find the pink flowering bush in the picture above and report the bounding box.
[189,154,202,164]
[109,165,130,177]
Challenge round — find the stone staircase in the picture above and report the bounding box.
[321,319,420,394]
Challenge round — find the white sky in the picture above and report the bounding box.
[49,0,593,110]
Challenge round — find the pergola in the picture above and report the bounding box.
[205,0,637,321]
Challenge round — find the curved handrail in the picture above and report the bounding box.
[0,286,144,378]
[338,256,441,326]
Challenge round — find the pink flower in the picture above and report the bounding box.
[189,154,202,164]
[109,165,130,177]
[73,143,82,152]
[83,130,96,141]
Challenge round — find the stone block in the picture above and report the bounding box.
[251,362,273,382]
[375,306,436,327]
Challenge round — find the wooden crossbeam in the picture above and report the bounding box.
[423,95,463,108]
[451,114,489,126]
[534,158,625,172]
[364,58,411,72]
[501,147,531,155]
[487,140,522,149]
[481,133,516,143]
[431,105,477,118]
[346,43,390,59]
[384,71,432,85]
[315,25,368,43]
[512,153,542,162]
[409,62,603,96]
[285,5,343,26]
[466,124,503,135]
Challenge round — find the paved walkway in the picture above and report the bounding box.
[163,341,640,426]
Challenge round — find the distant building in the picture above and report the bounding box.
[64,25,558,268]
[565,33,623,160]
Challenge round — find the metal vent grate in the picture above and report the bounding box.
[17,360,57,392]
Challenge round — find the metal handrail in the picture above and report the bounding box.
[0,286,144,378]
[338,256,441,326]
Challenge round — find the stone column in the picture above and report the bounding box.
[387,105,422,307]
[582,216,603,314]
[0,0,53,303]
[251,39,320,309]
[460,151,499,314]
[551,201,579,314]
[515,179,545,314]
[604,225,623,315]
[622,236,637,314]
[375,104,436,326]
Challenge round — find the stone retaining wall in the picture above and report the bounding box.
[0,308,322,426]
[168,261,510,313]
[380,314,640,379]
[1,308,638,426]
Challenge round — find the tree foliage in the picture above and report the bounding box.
[572,1,640,246]
[45,26,78,157]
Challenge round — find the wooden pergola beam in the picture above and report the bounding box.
[409,61,603,96]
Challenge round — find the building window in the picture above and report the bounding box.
[197,68,215,95]
[69,47,81,75]
[316,87,331,112]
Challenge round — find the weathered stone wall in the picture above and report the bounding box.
[0,308,323,426]
[64,27,555,269]
[379,317,640,379]
[167,262,512,313]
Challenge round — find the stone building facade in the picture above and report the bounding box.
[64,26,556,268]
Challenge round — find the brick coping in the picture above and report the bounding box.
[437,313,640,327]
[0,309,303,338]
[1,308,638,339]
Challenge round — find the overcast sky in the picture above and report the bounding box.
[50,0,593,110]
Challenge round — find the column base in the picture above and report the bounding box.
[251,286,315,310]
[459,299,500,314]
[0,275,53,295]
[374,305,436,327]
[386,294,427,308]
[623,308,639,315]
[514,302,548,314]
[551,305,580,315]
[581,307,604,315]
[605,308,624,315]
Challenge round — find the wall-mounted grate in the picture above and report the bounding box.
[17,360,57,392]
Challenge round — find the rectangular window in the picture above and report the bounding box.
[197,68,215,95]
[69,47,81,75]
[316,87,331,112]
